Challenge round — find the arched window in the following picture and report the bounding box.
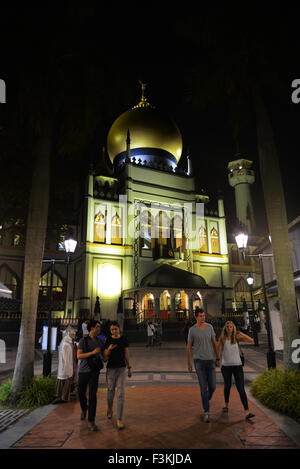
[157,211,169,246]
[211,227,220,254]
[39,270,64,302]
[111,214,122,245]
[199,226,208,253]
[94,212,106,243]
[173,215,183,250]
[0,265,18,299]
[140,210,153,249]
[234,277,251,305]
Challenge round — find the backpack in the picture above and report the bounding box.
[83,337,103,373]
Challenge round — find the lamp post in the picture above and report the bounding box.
[235,231,276,368]
[42,238,77,377]
[246,274,259,346]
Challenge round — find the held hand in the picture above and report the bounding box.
[215,358,221,367]
[188,363,193,373]
[108,344,117,352]
[128,368,132,378]
[93,347,101,355]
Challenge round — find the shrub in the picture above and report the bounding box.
[251,369,300,420]
[17,376,57,408]
[0,377,56,409]
[0,379,12,406]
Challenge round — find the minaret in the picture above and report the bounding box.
[186,147,193,176]
[227,154,255,234]
[125,129,131,163]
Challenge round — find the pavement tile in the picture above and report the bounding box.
[10,386,298,450]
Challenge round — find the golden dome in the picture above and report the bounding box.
[107,83,183,165]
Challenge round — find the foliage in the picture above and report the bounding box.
[0,377,56,409]
[251,369,300,420]
[0,379,12,406]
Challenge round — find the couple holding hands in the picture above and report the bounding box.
[187,308,255,423]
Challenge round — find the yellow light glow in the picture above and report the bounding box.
[98,264,121,298]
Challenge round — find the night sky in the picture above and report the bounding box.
[1,5,299,238]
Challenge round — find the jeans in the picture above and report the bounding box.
[77,371,99,423]
[106,367,126,420]
[221,365,249,410]
[194,359,216,413]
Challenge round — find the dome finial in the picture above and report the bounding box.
[132,80,154,109]
[140,80,147,102]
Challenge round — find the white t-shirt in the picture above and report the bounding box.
[147,324,154,336]
[221,340,242,366]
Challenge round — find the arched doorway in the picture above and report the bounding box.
[160,290,171,320]
[143,292,155,320]
[174,290,189,320]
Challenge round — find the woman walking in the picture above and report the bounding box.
[217,321,255,420]
[103,321,132,430]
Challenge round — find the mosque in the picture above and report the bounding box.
[0,83,262,324]
[65,83,261,322]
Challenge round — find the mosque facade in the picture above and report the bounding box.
[0,84,262,323]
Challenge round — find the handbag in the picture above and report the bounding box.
[83,337,103,373]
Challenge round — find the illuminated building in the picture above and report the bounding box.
[70,83,233,321]
[0,84,265,325]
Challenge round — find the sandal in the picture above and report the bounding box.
[246,413,255,420]
[222,407,229,413]
[117,421,125,430]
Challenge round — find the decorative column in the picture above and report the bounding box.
[188,297,194,320]
[154,296,160,320]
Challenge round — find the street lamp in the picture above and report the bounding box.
[235,232,276,368]
[64,238,78,318]
[42,237,77,377]
[246,274,259,346]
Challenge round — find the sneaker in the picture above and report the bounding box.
[80,410,87,420]
[88,422,98,431]
[204,413,210,423]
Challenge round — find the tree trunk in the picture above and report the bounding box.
[252,81,300,369]
[11,127,52,400]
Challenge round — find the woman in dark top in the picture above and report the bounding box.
[103,321,132,430]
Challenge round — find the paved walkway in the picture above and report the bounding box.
[1,333,300,450]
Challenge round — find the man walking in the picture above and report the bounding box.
[77,320,104,431]
[187,308,220,423]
